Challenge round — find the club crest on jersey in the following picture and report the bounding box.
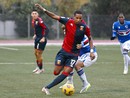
[57,60,61,65]
[80,26,84,31]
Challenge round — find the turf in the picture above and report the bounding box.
[0,45,130,98]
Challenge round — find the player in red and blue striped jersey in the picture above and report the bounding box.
[111,13,130,74]
[35,4,95,95]
[31,10,49,74]
[60,22,97,93]
[60,35,98,93]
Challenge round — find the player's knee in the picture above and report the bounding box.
[53,71,60,75]
[34,51,37,56]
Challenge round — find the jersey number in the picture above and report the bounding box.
[70,59,76,67]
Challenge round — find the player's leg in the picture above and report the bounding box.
[66,71,74,84]
[121,41,130,74]
[123,54,129,74]
[33,41,47,74]
[75,53,97,93]
[46,66,72,89]
[42,49,77,95]
[42,66,73,95]
[33,49,44,74]
[59,71,74,88]
[75,60,91,93]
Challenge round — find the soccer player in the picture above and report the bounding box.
[60,34,98,93]
[35,3,95,95]
[31,10,49,74]
[111,13,130,74]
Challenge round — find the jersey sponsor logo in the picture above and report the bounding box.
[118,30,130,36]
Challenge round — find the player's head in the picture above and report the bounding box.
[73,10,83,24]
[118,13,125,24]
[31,10,39,20]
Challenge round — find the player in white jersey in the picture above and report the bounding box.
[111,13,130,74]
[60,35,98,93]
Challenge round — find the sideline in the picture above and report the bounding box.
[0,39,119,46]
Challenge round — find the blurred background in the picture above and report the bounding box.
[0,0,130,40]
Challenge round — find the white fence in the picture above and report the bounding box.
[0,20,17,39]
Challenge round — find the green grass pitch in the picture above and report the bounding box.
[0,45,130,98]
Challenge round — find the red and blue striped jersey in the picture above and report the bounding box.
[59,17,91,55]
[32,17,49,38]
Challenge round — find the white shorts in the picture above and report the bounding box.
[120,40,130,54]
[78,52,98,67]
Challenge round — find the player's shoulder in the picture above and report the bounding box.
[113,21,118,24]
[125,20,130,24]
[113,21,119,27]
[60,16,70,20]
[67,18,74,23]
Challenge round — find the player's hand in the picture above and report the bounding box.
[35,3,46,11]
[61,25,66,34]
[90,52,95,60]
[76,44,82,49]
[35,4,42,9]
[110,37,116,40]
[40,37,45,42]
[61,25,65,30]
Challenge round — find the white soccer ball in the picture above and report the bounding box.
[62,84,75,96]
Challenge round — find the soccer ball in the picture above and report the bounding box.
[62,84,75,96]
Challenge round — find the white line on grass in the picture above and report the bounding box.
[0,62,122,65]
[0,62,54,65]
[0,46,19,51]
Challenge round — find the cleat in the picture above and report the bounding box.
[34,69,44,74]
[123,66,128,75]
[123,70,128,75]
[42,87,50,95]
[33,67,39,73]
[80,83,91,93]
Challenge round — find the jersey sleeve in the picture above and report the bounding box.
[39,19,46,29]
[112,22,117,37]
[85,26,91,37]
[127,21,130,28]
[59,17,69,25]
[81,36,89,47]
[38,18,49,37]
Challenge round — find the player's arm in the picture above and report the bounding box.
[111,23,117,40]
[85,26,95,60]
[35,4,60,20]
[77,38,89,49]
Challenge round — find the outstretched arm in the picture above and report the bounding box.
[35,3,60,20]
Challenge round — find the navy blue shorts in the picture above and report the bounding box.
[55,49,78,68]
[34,38,47,51]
